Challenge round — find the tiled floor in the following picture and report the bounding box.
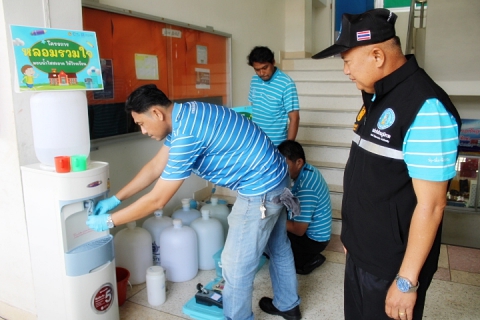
[119,235,480,319]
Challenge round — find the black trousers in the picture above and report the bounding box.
[287,231,329,269]
[344,253,433,320]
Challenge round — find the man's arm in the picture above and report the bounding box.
[385,178,447,319]
[115,145,170,201]
[111,177,184,227]
[286,219,308,236]
[287,110,300,141]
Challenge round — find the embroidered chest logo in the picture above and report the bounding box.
[370,108,394,143]
[377,108,395,130]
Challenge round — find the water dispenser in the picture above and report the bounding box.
[21,161,119,319]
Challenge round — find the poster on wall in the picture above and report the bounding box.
[10,25,103,92]
[197,45,208,64]
[195,68,210,89]
[93,59,114,100]
[135,54,159,80]
[459,119,480,153]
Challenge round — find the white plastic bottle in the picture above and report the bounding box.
[160,219,198,282]
[142,210,173,266]
[172,198,201,226]
[190,209,224,270]
[30,91,90,168]
[201,197,230,241]
[114,221,153,285]
[146,266,166,306]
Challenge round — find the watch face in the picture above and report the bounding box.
[396,277,411,293]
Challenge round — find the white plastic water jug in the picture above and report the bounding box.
[160,219,198,282]
[172,199,201,226]
[201,197,230,241]
[30,91,90,167]
[142,210,174,266]
[190,209,224,270]
[114,221,153,285]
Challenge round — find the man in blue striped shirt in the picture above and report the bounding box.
[248,46,300,146]
[312,9,461,320]
[278,140,332,275]
[86,85,301,320]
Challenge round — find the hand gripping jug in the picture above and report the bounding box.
[172,198,201,226]
[142,210,173,266]
[160,219,198,282]
[191,209,224,270]
[114,221,153,285]
[201,197,230,241]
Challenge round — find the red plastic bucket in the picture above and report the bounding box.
[116,267,130,306]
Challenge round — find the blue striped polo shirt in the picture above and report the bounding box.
[248,68,300,146]
[404,98,459,181]
[162,102,288,196]
[289,163,332,242]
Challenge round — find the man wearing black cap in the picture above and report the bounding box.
[313,8,461,320]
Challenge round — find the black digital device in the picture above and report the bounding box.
[195,283,223,308]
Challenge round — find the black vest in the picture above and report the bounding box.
[341,55,461,280]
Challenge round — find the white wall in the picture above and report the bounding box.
[424,0,480,96]
[0,0,286,318]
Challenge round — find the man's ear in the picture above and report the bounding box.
[372,47,386,67]
[151,106,164,121]
[295,158,304,169]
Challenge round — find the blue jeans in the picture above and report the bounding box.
[222,177,300,320]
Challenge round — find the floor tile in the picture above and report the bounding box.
[424,279,480,319]
[120,301,183,320]
[447,245,480,273]
[437,244,449,269]
[118,245,480,320]
[325,234,344,253]
[433,267,450,281]
[450,270,480,287]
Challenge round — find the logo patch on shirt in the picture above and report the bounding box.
[377,108,395,130]
[357,31,371,41]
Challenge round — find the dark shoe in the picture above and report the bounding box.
[296,254,326,275]
[259,297,301,320]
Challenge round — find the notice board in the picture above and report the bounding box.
[82,5,231,140]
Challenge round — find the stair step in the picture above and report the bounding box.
[297,125,354,144]
[296,80,359,95]
[299,94,362,110]
[328,184,343,193]
[310,160,345,170]
[288,69,347,81]
[317,167,344,188]
[332,208,341,220]
[330,193,342,212]
[297,139,351,149]
[303,144,350,165]
[300,109,357,126]
[282,57,343,71]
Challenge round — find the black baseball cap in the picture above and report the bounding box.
[312,8,397,59]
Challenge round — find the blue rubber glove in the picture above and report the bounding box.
[86,213,110,232]
[94,196,121,215]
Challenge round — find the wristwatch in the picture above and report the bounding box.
[395,274,419,293]
[106,214,115,229]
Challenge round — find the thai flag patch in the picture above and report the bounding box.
[357,30,371,41]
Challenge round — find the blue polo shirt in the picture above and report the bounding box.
[248,68,299,146]
[162,102,288,196]
[289,163,332,242]
[403,98,459,181]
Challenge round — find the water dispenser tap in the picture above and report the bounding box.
[84,199,95,215]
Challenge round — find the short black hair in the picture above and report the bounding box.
[247,46,274,66]
[277,140,306,163]
[125,84,172,114]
